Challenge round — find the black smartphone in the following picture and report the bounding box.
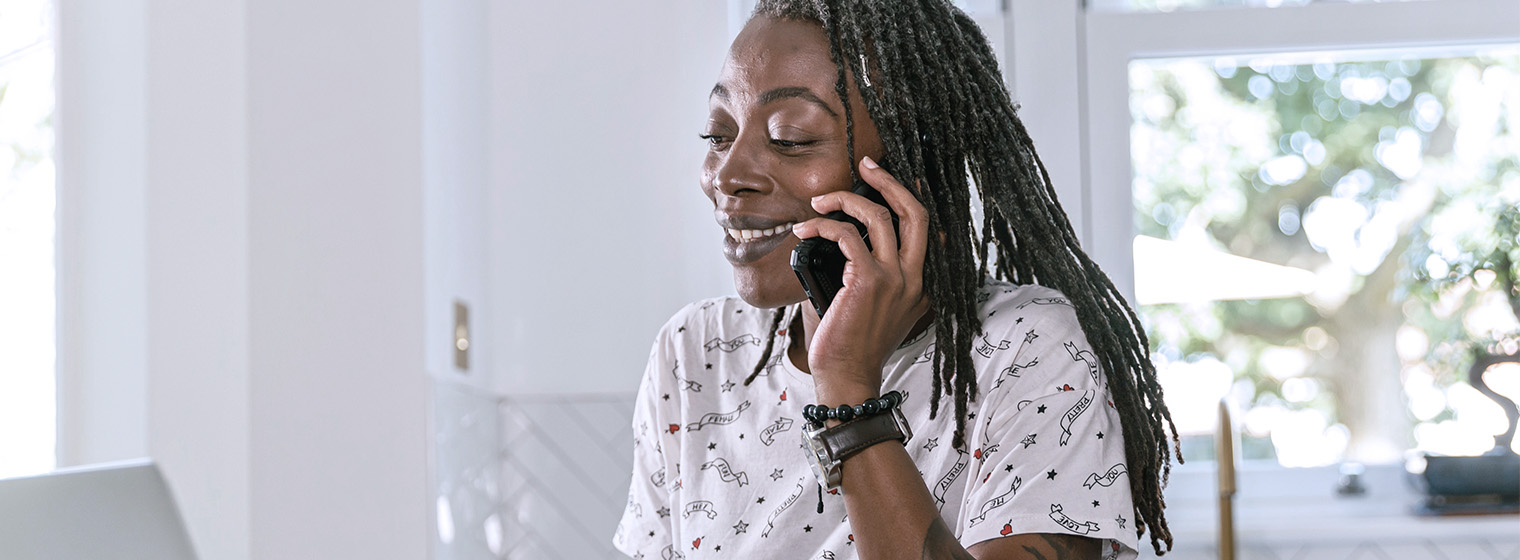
[791,164,901,318]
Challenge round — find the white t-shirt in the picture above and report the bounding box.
[614,280,1139,560]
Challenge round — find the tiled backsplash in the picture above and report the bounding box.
[431,381,634,560]
[430,381,1518,560]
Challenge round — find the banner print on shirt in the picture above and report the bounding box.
[615,284,1140,560]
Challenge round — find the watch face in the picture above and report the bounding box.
[801,426,839,488]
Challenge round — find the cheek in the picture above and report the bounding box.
[783,166,850,202]
[700,162,718,201]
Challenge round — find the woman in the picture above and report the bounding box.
[615,1,1179,558]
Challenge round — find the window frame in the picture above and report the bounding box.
[1080,0,1520,303]
[1069,1,1520,546]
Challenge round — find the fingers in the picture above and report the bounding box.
[793,155,931,298]
[807,189,900,266]
[792,218,876,271]
[857,156,929,285]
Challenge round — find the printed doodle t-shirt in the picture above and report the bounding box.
[613,279,1140,560]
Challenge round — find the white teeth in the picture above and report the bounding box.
[726,223,794,242]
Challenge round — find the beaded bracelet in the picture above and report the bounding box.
[802,390,903,428]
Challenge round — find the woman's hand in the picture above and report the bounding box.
[791,155,931,400]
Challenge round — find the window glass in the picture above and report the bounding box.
[1130,47,1520,467]
[1091,0,1430,13]
[0,0,56,478]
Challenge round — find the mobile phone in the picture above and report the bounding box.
[791,164,901,318]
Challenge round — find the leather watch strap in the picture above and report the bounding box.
[822,411,906,461]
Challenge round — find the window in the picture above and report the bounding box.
[1090,0,1433,13]
[0,0,56,478]
[1131,48,1520,467]
[1080,0,1520,467]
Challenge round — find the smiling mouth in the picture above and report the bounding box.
[726,223,796,242]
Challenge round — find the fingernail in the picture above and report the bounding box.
[862,156,879,169]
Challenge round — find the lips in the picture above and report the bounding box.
[718,213,804,265]
[726,223,796,242]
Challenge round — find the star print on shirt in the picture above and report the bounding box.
[1021,434,1037,448]
[1092,500,1101,507]
[803,525,813,533]
[618,287,1141,557]
[705,363,712,369]
[1116,515,1127,529]
[923,438,940,451]
[1096,431,1104,439]
[657,507,670,518]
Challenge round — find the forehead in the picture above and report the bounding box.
[718,16,838,101]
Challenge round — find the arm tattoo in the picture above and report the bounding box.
[920,518,976,560]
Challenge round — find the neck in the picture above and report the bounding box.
[787,302,935,375]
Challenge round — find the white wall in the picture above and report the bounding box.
[57,0,431,558]
[243,0,428,557]
[422,0,491,390]
[55,0,149,468]
[486,0,734,396]
[142,1,250,559]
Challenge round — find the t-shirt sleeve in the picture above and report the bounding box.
[612,328,678,558]
[955,302,1139,560]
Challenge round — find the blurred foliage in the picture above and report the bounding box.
[1132,49,1520,464]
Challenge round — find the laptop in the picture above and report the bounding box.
[0,459,198,560]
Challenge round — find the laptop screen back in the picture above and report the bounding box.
[0,460,198,560]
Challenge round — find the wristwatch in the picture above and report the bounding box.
[801,405,913,490]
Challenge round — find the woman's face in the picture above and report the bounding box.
[702,16,884,309]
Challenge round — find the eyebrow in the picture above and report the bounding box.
[710,83,839,118]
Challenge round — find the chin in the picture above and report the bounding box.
[732,266,807,310]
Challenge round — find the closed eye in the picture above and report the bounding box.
[699,134,731,149]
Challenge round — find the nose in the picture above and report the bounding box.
[710,135,771,198]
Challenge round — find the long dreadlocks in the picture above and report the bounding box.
[737,0,1181,553]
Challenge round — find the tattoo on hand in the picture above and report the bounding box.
[920,518,976,560]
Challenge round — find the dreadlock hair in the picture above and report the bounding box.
[736,0,1181,553]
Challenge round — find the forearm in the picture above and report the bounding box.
[840,433,975,560]
[819,384,974,560]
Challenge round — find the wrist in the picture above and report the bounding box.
[812,375,881,406]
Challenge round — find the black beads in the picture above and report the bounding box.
[861,399,881,415]
[835,404,855,422]
[804,390,903,427]
[804,403,836,427]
